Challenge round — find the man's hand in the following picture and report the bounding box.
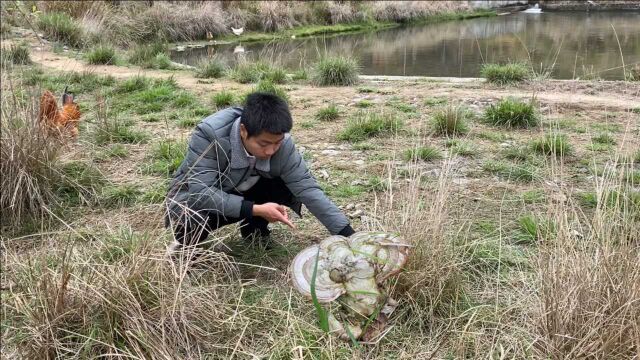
[253,203,295,229]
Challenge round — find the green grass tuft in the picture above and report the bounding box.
[195,57,226,79]
[483,97,539,128]
[94,118,148,145]
[338,111,403,142]
[532,133,572,157]
[116,76,150,93]
[101,184,142,207]
[315,104,340,121]
[212,90,237,108]
[55,161,105,204]
[404,146,442,162]
[229,61,287,84]
[36,12,83,47]
[245,79,289,104]
[85,45,118,65]
[432,104,472,136]
[445,139,477,157]
[1,43,31,65]
[482,160,537,182]
[356,99,373,108]
[97,144,129,160]
[312,56,360,86]
[146,139,187,177]
[481,63,531,85]
[151,53,174,70]
[424,97,448,106]
[591,133,616,145]
[128,42,168,68]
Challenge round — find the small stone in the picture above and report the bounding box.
[321,150,341,156]
[345,203,356,211]
[452,178,470,185]
[319,169,329,179]
[354,160,365,166]
[348,209,365,219]
[423,169,440,177]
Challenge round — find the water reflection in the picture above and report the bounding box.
[172,11,640,80]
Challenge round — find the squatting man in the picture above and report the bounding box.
[165,93,355,258]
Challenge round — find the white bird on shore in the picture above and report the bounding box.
[231,27,244,36]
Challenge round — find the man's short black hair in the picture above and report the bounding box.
[241,92,292,137]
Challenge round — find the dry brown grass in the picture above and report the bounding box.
[0,81,61,228]
[533,161,640,359]
[371,1,469,22]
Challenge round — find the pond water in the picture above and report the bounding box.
[171,11,640,80]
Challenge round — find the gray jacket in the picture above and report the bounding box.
[166,107,350,235]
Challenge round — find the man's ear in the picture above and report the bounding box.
[240,123,248,140]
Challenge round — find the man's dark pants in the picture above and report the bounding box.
[170,177,295,248]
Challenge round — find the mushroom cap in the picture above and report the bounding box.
[290,232,410,302]
[290,244,345,302]
[348,231,410,281]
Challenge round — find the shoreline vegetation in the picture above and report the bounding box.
[1,1,495,48]
[215,9,497,44]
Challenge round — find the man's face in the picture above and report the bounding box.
[240,124,285,160]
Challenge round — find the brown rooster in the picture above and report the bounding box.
[38,87,81,138]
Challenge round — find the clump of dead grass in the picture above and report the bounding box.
[0,84,61,228]
[533,159,639,358]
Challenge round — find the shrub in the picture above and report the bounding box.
[432,104,472,136]
[85,45,117,65]
[532,133,572,157]
[338,111,403,142]
[311,56,359,86]
[404,146,442,162]
[195,57,226,79]
[315,104,340,121]
[483,97,539,128]
[1,43,31,65]
[37,12,83,47]
[212,90,237,108]
[481,63,531,85]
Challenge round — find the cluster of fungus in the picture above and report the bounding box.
[290,231,410,341]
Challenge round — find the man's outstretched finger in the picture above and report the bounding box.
[277,213,295,229]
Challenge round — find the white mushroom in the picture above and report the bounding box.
[290,245,345,302]
[290,231,410,340]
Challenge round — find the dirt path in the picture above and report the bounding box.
[30,47,640,112]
